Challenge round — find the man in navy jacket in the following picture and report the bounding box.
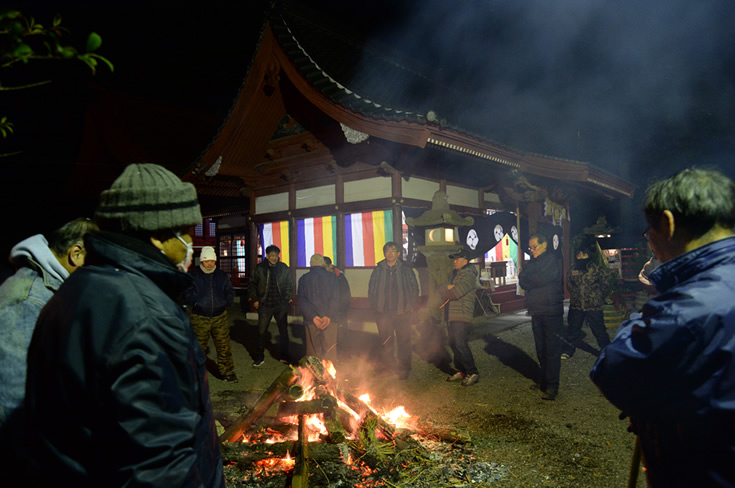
[185,246,236,382]
[591,168,735,487]
[297,254,339,364]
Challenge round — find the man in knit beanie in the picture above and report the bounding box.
[11,163,225,488]
[185,246,237,382]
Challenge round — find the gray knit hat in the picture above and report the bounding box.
[95,163,202,232]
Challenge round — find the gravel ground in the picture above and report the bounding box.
[206,303,645,487]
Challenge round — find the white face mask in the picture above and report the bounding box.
[175,233,194,272]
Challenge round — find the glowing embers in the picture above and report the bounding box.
[219,358,486,487]
[219,356,419,485]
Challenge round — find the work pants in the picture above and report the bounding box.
[448,321,478,375]
[255,304,290,362]
[531,314,563,392]
[563,308,610,356]
[304,322,338,364]
[191,311,235,377]
[375,311,412,374]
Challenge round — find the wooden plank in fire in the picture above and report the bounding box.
[292,414,309,488]
[220,367,300,443]
[337,387,395,439]
[220,441,347,466]
[276,396,336,417]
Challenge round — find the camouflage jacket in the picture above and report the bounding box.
[566,262,610,311]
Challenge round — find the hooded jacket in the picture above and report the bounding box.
[591,236,735,486]
[0,235,68,426]
[519,250,563,316]
[18,231,225,488]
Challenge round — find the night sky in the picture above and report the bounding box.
[3,0,735,254]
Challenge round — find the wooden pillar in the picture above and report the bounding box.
[247,187,259,274]
[391,172,402,247]
[336,175,345,268]
[562,207,571,298]
[288,184,297,306]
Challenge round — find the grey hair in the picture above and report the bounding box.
[310,254,325,266]
[644,167,735,238]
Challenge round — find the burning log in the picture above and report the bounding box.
[220,367,299,443]
[292,415,309,488]
[276,396,336,417]
[220,440,347,465]
[337,387,395,439]
[323,400,347,444]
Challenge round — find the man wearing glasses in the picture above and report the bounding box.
[368,241,419,380]
[591,167,735,487]
[519,233,564,400]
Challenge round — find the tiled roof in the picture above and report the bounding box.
[270,2,452,126]
[266,2,634,199]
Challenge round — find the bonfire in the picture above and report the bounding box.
[218,356,507,487]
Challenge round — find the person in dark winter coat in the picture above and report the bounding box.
[324,256,351,324]
[561,236,611,359]
[248,245,294,368]
[591,168,735,487]
[440,248,480,387]
[0,218,97,428]
[185,246,237,382]
[247,244,293,365]
[367,241,419,380]
[297,254,340,363]
[519,232,564,400]
[324,256,351,362]
[5,164,225,488]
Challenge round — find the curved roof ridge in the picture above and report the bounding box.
[274,6,421,119]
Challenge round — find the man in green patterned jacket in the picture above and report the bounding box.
[562,236,612,359]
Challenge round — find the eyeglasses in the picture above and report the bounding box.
[529,244,542,252]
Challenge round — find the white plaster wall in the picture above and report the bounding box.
[447,184,479,208]
[344,177,391,203]
[255,192,288,214]
[403,178,440,202]
[296,184,336,209]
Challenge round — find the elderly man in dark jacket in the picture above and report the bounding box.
[9,164,225,488]
[591,168,735,487]
[441,248,480,386]
[519,232,564,400]
[368,241,419,380]
[297,254,340,363]
[186,246,237,382]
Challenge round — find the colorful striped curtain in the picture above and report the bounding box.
[296,216,337,267]
[344,210,393,267]
[259,221,290,267]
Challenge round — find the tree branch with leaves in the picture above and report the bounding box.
[0,9,113,139]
